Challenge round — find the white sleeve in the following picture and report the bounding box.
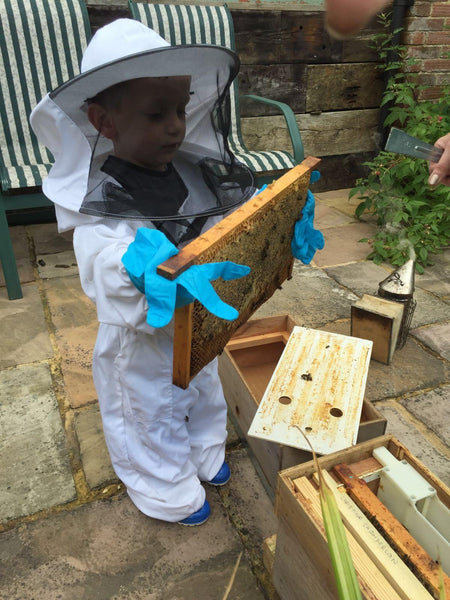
[73,221,156,333]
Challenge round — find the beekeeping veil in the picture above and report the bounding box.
[30,19,254,233]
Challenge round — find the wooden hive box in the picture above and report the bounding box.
[351,294,404,364]
[158,157,320,389]
[273,435,450,600]
[218,314,387,491]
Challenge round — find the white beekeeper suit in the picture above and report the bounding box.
[30,19,255,522]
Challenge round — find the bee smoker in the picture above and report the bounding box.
[377,259,417,349]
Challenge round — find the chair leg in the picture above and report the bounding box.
[0,206,23,299]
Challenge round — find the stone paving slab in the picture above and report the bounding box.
[324,249,450,301]
[0,485,264,600]
[314,201,356,228]
[0,226,34,289]
[376,402,450,485]
[322,320,449,401]
[395,288,449,329]
[254,262,358,328]
[37,249,79,280]
[325,261,450,327]
[315,188,362,218]
[224,448,278,544]
[219,446,279,598]
[0,283,53,369]
[325,260,393,297]
[312,221,376,267]
[400,385,450,446]
[1,192,448,600]
[44,276,98,408]
[412,323,450,361]
[415,248,450,299]
[73,405,116,490]
[28,222,73,255]
[0,364,76,522]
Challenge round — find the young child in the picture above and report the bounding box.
[31,19,257,525]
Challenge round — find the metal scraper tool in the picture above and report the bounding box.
[385,127,444,162]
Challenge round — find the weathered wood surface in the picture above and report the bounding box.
[294,476,408,600]
[86,3,383,189]
[275,436,449,599]
[233,11,381,65]
[238,63,307,117]
[239,62,382,117]
[274,488,339,599]
[351,295,404,364]
[241,108,380,156]
[274,469,402,600]
[306,63,384,112]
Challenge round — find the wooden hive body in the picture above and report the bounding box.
[274,435,450,600]
[219,315,387,492]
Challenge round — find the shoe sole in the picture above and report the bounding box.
[207,476,230,486]
[178,516,209,526]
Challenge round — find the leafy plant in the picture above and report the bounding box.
[350,13,450,273]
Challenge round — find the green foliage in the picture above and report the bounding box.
[351,13,450,273]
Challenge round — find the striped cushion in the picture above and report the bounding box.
[128,1,296,174]
[0,0,91,192]
[0,163,53,191]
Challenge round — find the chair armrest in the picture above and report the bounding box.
[241,94,304,163]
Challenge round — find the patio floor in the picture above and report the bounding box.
[0,187,449,600]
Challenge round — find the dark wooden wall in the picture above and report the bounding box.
[87,2,386,190]
[233,9,385,190]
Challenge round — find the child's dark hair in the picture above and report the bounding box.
[86,80,132,110]
[87,76,174,110]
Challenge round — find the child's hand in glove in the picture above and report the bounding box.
[122,228,250,328]
[291,171,325,264]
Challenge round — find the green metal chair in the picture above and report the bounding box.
[128,1,304,184]
[0,0,91,299]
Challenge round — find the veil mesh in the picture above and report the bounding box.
[78,65,255,229]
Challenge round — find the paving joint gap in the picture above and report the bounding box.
[0,483,125,535]
[216,484,278,600]
[377,398,450,459]
[32,262,94,503]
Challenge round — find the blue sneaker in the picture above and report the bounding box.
[207,462,231,486]
[178,500,210,526]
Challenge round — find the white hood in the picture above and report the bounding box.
[30,19,240,231]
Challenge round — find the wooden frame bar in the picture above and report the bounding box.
[158,157,320,388]
[274,435,450,600]
[334,462,450,598]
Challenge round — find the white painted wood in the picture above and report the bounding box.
[248,327,372,455]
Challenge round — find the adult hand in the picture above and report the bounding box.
[325,0,392,38]
[428,132,450,187]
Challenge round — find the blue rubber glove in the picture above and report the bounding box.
[122,228,251,328]
[291,171,325,264]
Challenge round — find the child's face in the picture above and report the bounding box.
[94,76,191,172]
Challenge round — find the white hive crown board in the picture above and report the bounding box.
[248,326,373,455]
